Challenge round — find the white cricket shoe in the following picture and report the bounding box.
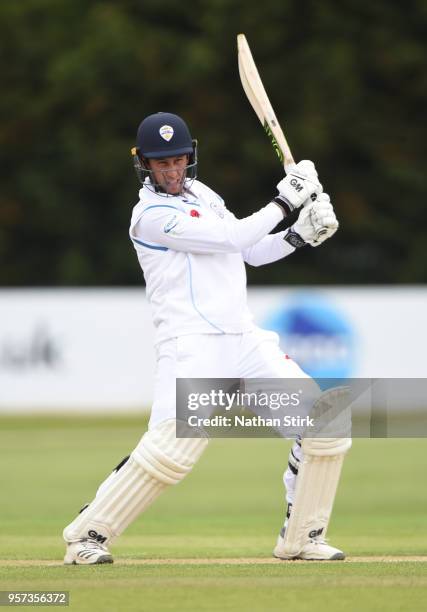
[64,538,113,565]
[273,531,345,561]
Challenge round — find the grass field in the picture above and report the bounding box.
[1,415,426,611]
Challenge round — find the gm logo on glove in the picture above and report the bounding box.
[290,178,303,192]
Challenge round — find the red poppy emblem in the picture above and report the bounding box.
[190,209,200,217]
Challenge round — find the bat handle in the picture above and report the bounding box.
[308,193,329,239]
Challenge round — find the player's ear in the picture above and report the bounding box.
[141,156,150,169]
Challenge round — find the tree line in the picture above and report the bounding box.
[1,0,425,286]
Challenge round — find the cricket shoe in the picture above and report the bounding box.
[64,538,113,565]
[273,528,345,561]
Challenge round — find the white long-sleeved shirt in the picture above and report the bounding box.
[129,179,295,344]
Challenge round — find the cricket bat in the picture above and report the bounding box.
[237,33,327,236]
[237,33,294,171]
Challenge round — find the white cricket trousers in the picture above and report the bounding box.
[149,327,319,505]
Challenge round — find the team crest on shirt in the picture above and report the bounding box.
[159,125,174,141]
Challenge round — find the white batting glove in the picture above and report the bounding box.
[284,194,338,248]
[275,160,323,215]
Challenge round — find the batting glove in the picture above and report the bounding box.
[274,160,323,216]
[284,194,338,248]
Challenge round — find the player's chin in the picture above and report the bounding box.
[165,183,182,195]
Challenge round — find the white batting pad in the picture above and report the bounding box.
[63,419,208,545]
[278,436,351,557]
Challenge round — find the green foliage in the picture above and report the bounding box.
[0,1,426,285]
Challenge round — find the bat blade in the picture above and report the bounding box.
[237,33,294,170]
[237,33,327,238]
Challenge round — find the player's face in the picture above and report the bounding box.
[147,155,189,195]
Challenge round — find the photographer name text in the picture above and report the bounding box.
[187,414,314,428]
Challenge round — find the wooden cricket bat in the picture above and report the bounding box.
[237,33,295,171]
[237,33,327,236]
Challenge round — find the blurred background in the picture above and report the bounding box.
[1,0,426,412]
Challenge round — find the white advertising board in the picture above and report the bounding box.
[0,289,155,412]
[0,287,426,412]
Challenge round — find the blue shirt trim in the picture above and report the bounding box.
[141,204,180,215]
[132,238,168,252]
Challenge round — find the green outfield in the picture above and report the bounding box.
[1,416,426,611]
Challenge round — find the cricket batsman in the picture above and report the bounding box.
[62,112,351,564]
